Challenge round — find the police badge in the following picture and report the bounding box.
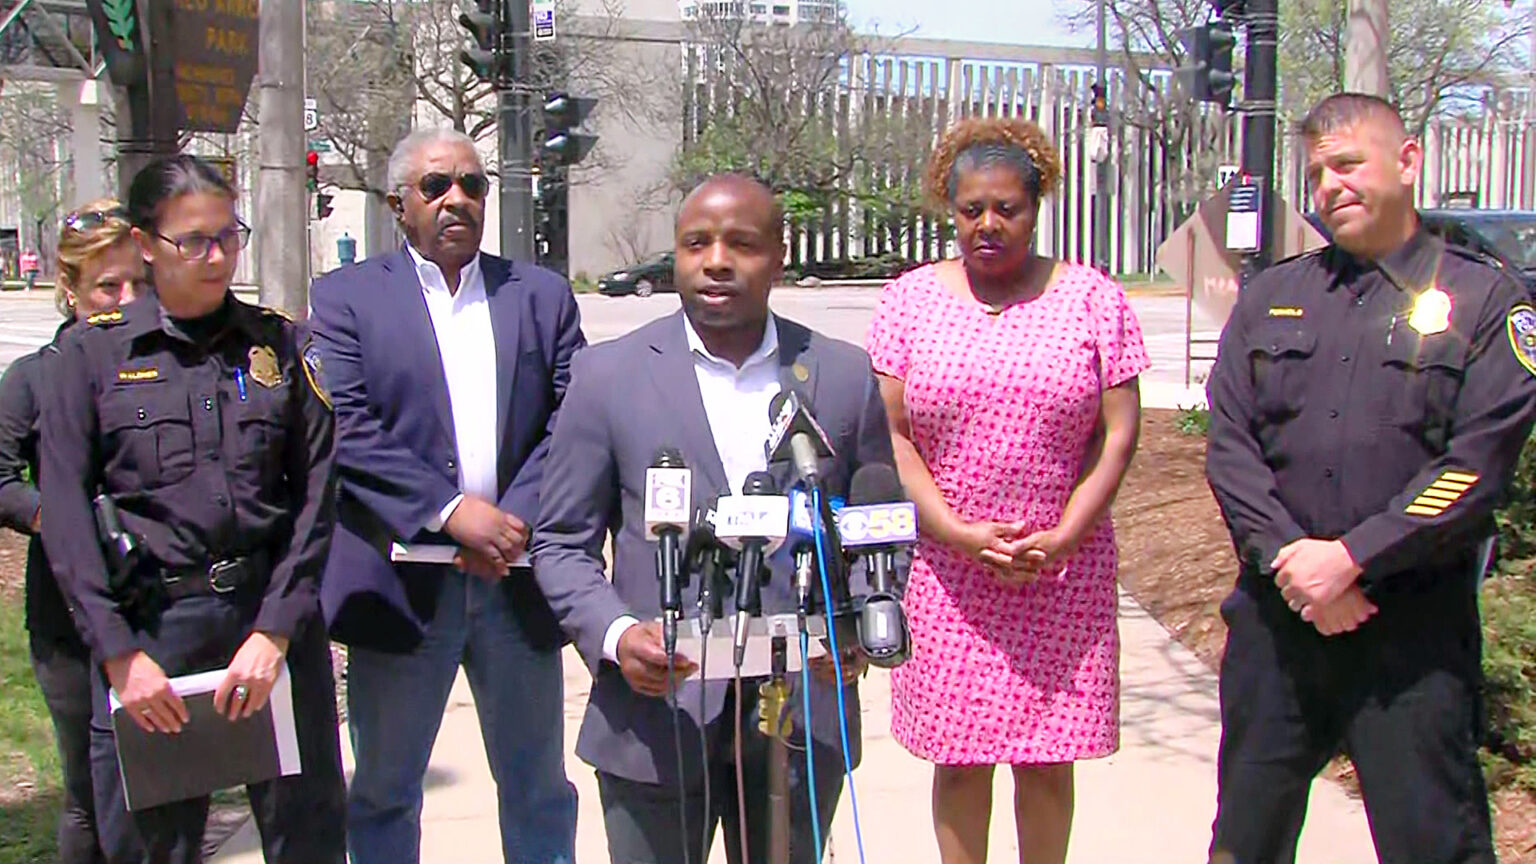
[247,346,282,388]
[1408,286,1452,336]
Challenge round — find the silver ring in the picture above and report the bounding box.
[233,684,249,701]
[140,707,153,715]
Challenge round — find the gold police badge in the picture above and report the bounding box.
[1408,286,1452,336]
[248,346,282,388]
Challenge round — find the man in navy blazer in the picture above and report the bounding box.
[309,128,582,864]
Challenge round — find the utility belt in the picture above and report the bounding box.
[155,551,270,601]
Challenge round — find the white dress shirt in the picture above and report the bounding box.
[407,245,498,531]
[601,315,782,662]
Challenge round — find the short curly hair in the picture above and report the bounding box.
[923,117,1062,213]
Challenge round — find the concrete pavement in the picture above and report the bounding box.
[209,591,1377,863]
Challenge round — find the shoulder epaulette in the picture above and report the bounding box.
[85,310,125,326]
[1443,242,1507,271]
[259,305,295,322]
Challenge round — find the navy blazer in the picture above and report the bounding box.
[309,248,585,653]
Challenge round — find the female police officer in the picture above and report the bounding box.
[38,155,346,863]
[0,199,145,862]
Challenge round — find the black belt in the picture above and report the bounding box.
[158,553,268,601]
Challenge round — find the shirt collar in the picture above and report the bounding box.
[683,314,779,371]
[1374,224,1443,294]
[407,243,482,295]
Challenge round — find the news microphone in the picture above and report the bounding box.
[715,471,789,668]
[842,464,915,668]
[685,498,732,632]
[645,448,693,655]
[765,390,834,487]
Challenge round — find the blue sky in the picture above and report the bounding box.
[842,0,1088,46]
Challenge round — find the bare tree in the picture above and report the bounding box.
[0,83,71,261]
[1061,0,1236,221]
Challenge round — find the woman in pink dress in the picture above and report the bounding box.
[866,117,1149,864]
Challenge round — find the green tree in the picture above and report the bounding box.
[1277,0,1530,134]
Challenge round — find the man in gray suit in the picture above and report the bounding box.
[532,174,897,863]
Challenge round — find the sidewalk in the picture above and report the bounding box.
[210,591,1376,863]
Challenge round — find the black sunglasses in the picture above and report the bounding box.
[413,172,490,202]
[63,207,129,233]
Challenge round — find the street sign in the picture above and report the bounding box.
[1156,184,1327,328]
[1226,178,1262,252]
[304,98,319,133]
[533,0,557,41]
[169,1,261,134]
[1217,164,1239,187]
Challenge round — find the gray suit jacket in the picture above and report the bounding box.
[532,311,896,787]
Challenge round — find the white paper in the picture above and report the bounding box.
[1226,211,1260,252]
[390,542,531,569]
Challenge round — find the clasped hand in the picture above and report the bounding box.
[444,496,528,583]
[1271,539,1377,636]
[953,521,1076,585]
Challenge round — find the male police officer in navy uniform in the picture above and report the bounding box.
[1205,93,1536,864]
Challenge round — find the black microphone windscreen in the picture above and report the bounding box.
[849,463,903,505]
[653,447,685,468]
[742,470,778,496]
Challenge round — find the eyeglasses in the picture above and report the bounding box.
[154,221,252,261]
[411,172,490,202]
[63,207,129,233]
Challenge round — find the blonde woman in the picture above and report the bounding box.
[0,200,144,862]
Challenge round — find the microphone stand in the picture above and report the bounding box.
[758,633,791,864]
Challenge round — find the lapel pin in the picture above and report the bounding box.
[792,363,809,383]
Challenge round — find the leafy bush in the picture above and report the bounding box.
[793,253,930,282]
[1483,432,1536,792]
[1175,405,1210,437]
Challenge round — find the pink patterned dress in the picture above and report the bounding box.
[865,261,1150,765]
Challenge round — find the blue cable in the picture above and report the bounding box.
[810,488,868,864]
[799,628,823,858]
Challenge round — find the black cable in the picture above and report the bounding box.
[667,650,692,864]
[733,671,751,864]
[697,621,712,864]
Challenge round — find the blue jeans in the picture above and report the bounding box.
[345,570,577,864]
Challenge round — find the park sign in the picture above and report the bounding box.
[1155,183,1327,328]
[88,0,260,135]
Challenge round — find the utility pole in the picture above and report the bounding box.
[1238,0,1279,279]
[255,0,309,315]
[500,0,536,261]
[1091,0,1112,274]
[115,0,178,195]
[1344,0,1390,97]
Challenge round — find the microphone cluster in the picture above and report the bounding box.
[641,389,914,673]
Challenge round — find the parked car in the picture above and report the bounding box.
[1305,208,1536,296]
[597,252,675,297]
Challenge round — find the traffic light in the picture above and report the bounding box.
[1089,82,1109,127]
[540,93,599,167]
[316,192,334,221]
[1176,21,1238,106]
[305,150,319,192]
[459,1,509,83]
[535,171,570,276]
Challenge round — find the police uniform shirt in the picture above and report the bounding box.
[37,293,337,661]
[1206,226,1536,586]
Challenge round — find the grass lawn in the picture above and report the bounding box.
[0,586,61,864]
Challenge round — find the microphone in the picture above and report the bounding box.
[714,471,789,668]
[645,448,693,655]
[765,390,834,487]
[685,498,732,633]
[842,464,915,668]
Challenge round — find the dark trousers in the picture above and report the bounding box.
[1210,577,1495,864]
[89,594,346,864]
[32,634,133,864]
[596,680,846,864]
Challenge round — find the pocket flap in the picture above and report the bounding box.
[100,394,189,432]
[1250,329,1317,358]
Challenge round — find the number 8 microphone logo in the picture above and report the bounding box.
[650,479,685,513]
